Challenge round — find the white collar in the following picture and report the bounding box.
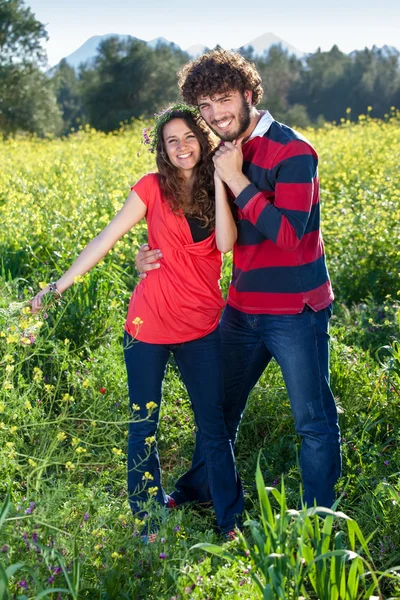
[249,110,274,139]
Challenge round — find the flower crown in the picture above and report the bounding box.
[142,103,200,153]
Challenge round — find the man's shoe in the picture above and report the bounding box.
[140,532,158,544]
[223,530,238,542]
[166,495,178,509]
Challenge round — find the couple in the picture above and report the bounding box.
[31,49,341,536]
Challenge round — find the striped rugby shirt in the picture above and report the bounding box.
[228,111,334,314]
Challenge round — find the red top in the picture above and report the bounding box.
[125,173,225,344]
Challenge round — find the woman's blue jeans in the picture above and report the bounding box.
[123,327,243,533]
[172,304,341,508]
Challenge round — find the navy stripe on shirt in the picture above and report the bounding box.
[231,255,329,294]
[236,204,320,246]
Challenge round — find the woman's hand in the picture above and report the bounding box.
[31,286,52,314]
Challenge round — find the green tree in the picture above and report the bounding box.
[80,37,188,132]
[0,0,47,64]
[52,58,86,134]
[0,0,61,136]
[0,63,62,136]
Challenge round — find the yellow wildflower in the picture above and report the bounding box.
[57,431,67,442]
[28,458,37,467]
[75,447,87,454]
[111,552,122,560]
[147,486,159,496]
[73,275,84,284]
[39,282,48,290]
[145,436,155,445]
[62,393,74,402]
[142,471,154,481]
[65,461,75,470]
[24,400,32,411]
[112,447,123,456]
[33,367,43,382]
[146,401,158,411]
[0,403,5,413]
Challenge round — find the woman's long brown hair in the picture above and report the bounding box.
[155,110,216,231]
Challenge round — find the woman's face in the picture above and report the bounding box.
[162,118,201,178]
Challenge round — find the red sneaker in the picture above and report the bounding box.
[166,495,178,509]
[224,530,238,542]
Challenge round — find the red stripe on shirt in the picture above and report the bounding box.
[234,231,325,270]
[274,181,316,211]
[227,279,334,314]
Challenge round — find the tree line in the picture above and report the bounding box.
[1,0,400,137]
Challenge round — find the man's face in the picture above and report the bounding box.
[197,90,252,142]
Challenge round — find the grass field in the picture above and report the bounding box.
[0,115,399,599]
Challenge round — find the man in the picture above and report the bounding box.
[136,49,341,508]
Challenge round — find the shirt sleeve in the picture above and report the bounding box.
[130,172,158,207]
[234,140,318,251]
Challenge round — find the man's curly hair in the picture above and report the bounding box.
[178,49,264,106]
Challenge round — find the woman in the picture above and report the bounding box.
[31,104,243,535]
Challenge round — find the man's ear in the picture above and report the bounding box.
[244,90,253,105]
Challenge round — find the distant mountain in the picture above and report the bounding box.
[57,34,179,70]
[185,44,210,57]
[239,32,305,59]
[62,34,134,70]
[147,36,180,51]
[53,32,305,70]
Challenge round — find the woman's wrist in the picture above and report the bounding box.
[48,281,62,298]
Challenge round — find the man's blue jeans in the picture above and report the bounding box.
[172,304,341,508]
[123,327,243,533]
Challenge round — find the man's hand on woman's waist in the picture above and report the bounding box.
[135,244,162,280]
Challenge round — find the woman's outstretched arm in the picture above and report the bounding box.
[31,190,147,312]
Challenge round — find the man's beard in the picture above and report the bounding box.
[210,95,251,142]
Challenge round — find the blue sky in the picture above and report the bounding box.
[28,0,400,66]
